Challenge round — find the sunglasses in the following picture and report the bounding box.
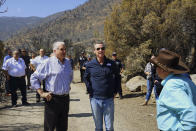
[96,47,105,51]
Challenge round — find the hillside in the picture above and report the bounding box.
[0,16,42,40]
[5,0,121,51]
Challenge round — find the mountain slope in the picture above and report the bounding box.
[0,16,42,40]
[5,0,121,51]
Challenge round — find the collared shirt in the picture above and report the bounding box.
[157,74,196,131]
[30,58,36,65]
[30,56,73,95]
[2,55,12,67]
[33,55,49,69]
[144,62,155,79]
[84,57,118,99]
[2,57,26,77]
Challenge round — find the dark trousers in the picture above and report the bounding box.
[80,69,85,82]
[154,81,163,97]
[9,76,27,105]
[5,79,11,94]
[117,75,122,96]
[36,80,46,100]
[44,95,70,131]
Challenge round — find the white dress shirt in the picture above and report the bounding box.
[2,57,26,77]
[30,58,36,65]
[33,55,49,69]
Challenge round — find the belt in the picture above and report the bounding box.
[51,93,69,98]
[10,76,25,79]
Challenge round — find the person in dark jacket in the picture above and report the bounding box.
[112,52,124,99]
[21,49,30,88]
[78,52,87,82]
[82,55,92,94]
[84,42,118,131]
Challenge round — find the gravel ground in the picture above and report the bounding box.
[0,70,158,131]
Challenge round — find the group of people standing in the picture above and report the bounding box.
[2,48,49,106]
[2,41,196,131]
[29,41,123,131]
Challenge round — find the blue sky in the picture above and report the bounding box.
[0,0,88,17]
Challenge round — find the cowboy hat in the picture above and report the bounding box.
[150,50,190,74]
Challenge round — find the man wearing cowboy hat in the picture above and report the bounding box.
[150,49,196,131]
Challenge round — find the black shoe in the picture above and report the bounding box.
[22,102,30,106]
[36,98,40,103]
[119,95,123,99]
[12,104,17,108]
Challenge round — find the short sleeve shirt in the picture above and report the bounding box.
[2,58,26,77]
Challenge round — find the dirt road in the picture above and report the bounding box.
[0,70,158,131]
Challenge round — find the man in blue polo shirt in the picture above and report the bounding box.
[84,42,118,131]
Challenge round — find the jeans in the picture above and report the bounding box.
[145,79,158,101]
[90,97,114,131]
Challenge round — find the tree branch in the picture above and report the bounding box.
[0,0,6,7]
[0,0,7,13]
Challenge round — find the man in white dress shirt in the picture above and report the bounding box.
[32,49,49,102]
[2,50,30,107]
[32,49,49,69]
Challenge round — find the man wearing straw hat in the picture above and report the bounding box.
[150,49,196,131]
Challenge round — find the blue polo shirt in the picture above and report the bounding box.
[84,57,118,99]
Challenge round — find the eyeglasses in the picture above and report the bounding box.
[58,48,66,51]
[96,47,105,51]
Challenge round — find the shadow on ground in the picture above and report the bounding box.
[70,98,80,101]
[122,92,146,99]
[0,102,44,110]
[0,123,43,131]
[69,113,92,117]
